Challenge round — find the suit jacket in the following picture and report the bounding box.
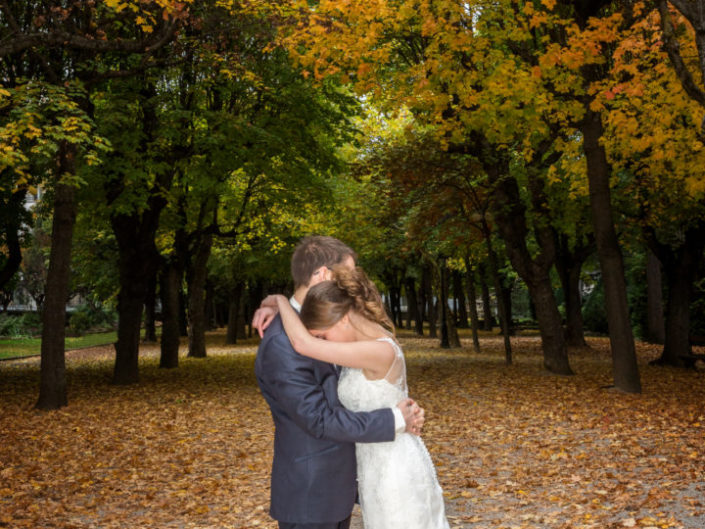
[255,314,394,524]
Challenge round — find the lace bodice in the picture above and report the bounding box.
[337,336,407,413]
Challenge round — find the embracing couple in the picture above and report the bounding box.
[254,236,449,529]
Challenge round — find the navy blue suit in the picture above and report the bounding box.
[255,315,394,526]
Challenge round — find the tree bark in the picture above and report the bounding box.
[479,263,494,330]
[556,234,593,347]
[187,232,213,358]
[648,223,705,366]
[404,276,420,332]
[483,232,513,365]
[37,143,77,410]
[143,271,157,343]
[453,270,468,328]
[464,259,481,352]
[580,108,641,392]
[422,264,437,338]
[646,248,665,345]
[159,260,181,368]
[225,281,245,345]
[416,271,427,336]
[443,264,461,347]
[438,260,460,347]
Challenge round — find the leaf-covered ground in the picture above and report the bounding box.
[1,330,704,529]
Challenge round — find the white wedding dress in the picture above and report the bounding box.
[337,336,450,529]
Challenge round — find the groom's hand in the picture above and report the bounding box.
[397,398,425,436]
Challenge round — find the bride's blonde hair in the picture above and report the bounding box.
[300,266,394,333]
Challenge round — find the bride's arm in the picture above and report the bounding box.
[270,295,394,377]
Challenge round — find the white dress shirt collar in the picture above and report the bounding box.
[290,295,301,313]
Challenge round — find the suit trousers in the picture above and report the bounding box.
[278,515,352,529]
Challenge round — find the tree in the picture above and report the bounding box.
[1,0,188,405]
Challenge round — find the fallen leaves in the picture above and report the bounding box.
[0,331,704,528]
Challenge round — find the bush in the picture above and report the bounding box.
[68,310,92,336]
[0,314,24,337]
[67,304,117,336]
[0,312,42,337]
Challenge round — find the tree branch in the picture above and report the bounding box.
[657,0,705,107]
[0,19,180,58]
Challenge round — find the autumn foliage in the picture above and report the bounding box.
[1,332,704,529]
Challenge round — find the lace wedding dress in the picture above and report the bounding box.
[337,336,450,529]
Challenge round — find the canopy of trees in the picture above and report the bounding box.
[2,0,705,407]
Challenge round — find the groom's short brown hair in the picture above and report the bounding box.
[291,236,356,289]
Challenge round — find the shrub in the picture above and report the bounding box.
[0,314,24,337]
[68,309,92,336]
[0,313,42,337]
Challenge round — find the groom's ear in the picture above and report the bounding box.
[309,265,330,286]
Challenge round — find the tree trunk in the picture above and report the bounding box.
[453,270,468,328]
[113,284,144,383]
[416,271,427,336]
[37,144,77,410]
[404,277,420,332]
[464,259,481,352]
[485,165,569,371]
[205,281,216,331]
[143,271,157,343]
[530,279,572,373]
[500,279,514,336]
[556,235,592,347]
[439,260,450,348]
[650,224,705,366]
[646,248,665,344]
[441,263,461,347]
[484,234,513,364]
[159,260,181,369]
[423,264,437,338]
[179,289,189,337]
[226,281,245,345]
[580,108,641,392]
[479,263,494,330]
[187,233,213,358]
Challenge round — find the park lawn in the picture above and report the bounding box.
[0,331,118,360]
[1,330,704,529]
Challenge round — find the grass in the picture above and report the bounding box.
[0,330,118,360]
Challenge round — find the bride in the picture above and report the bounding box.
[261,266,450,529]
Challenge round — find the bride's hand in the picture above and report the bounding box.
[252,295,286,338]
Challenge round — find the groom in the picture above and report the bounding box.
[254,236,423,529]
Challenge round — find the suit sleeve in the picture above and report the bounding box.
[259,330,395,443]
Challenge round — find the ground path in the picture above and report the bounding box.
[1,330,704,529]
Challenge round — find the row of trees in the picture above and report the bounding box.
[2,1,704,409]
[281,0,705,393]
[1,0,357,408]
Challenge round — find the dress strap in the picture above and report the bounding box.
[376,336,406,386]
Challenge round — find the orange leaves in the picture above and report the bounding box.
[2,333,705,528]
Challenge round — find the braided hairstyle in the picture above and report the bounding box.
[300,266,394,333]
